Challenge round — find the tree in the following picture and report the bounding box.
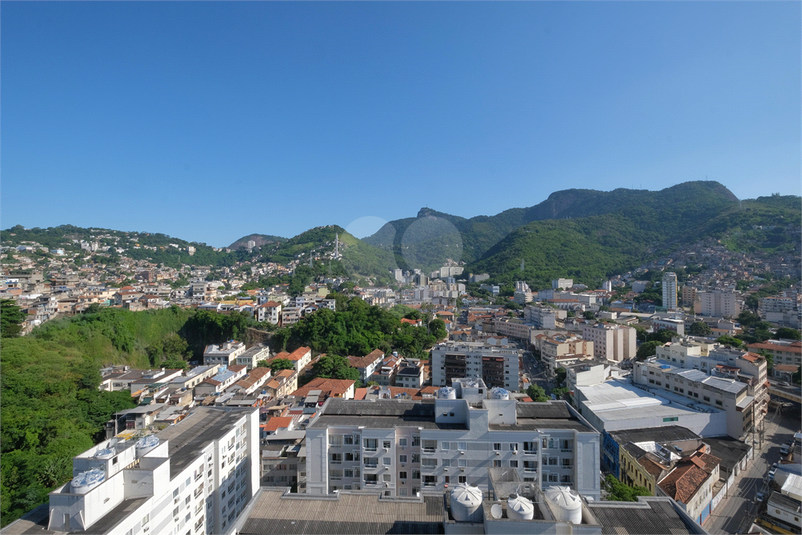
[738,310,760,327]
[792,366,801,385]
[527,384,548,402]
[648,329,675,344]
[776,327,801,341]
[583,311,595,320]
[555,368,567,387]
[313,354,360,382]
[716,335,743,348]
[1,299,26,338]
[262,358,294,372]
[636,341,661,360]
[603,474,651,501]
[688,321,711,337]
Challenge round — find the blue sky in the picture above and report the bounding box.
[2,2,799,247]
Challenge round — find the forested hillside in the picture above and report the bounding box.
[363,181,742,272]
[0,305,247,527]
[467,192,801,289]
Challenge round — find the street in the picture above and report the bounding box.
[705,408,801,534]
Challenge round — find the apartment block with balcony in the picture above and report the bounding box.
[540,334,594,375]
[304,388,601,500]
[525,305,567,329]
[203,341,247,367]
[44,406,259,535]
[431,341,521,391]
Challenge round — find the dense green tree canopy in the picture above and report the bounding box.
[1,299,26,338]
[688,321,712,337]
[527,384,548,402]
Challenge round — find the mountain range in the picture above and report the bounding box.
[4,181,799,288]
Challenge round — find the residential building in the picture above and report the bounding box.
[290,377,356,403]
[493,318,532,341]
[663,272,678,311]
[347,349,385,384]
[748,339,802,370]
[260,431,306,491]
[263,369,298,400]
[525,305,567,329]
[395,359,424,389]
[195,365,248,397]
[513,281,532,305]
[304,386,601,499]
[44,406,259,534]
[203,341,247,367]
[235,345,271,371]
[608,426,701,485]
[228,367,272,396]
[431,341,521,391]
[653,317,686,335]
[657,451,720,525]
[553,278,574,290]
[697,289,740,318]
[540,334,595,374]
[581,323,636,363]
[255,301,282,325]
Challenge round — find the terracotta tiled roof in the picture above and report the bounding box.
[287,347,312,361]
[290,377,354,399]
[262,416,293,432]
[348,349,384,369]
[228,365,247,373]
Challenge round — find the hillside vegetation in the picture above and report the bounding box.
[0,305,245,527]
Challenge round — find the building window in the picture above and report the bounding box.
[716,400,723,406]
[458,476,467,484]
[399,455,408,463]
[331,453,342,464]
[441,441,450,450]
[363,439,378,452]
[458,442,467,450]
[383,441,391,449]
[494,460,502,467]
[399,438,408,447]
[493,443,501,451]
[383,457,391,465]
[329,435,343,447]
[400,471,407,479]
[523,441,537,454]
[422,440,436,453]
[412,454,420,463]
[423,475,437,487]
[458,459,467,467]
[510,460,518,468]
[509,443,518,452]
[412,436,420,447]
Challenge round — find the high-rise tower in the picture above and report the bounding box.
[662,272,678,310]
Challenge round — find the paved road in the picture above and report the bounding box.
[706,409,801,534]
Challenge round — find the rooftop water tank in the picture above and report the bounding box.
[506,493,535,520]
[491,387,510,400]
[450,484,483,522]
[71,469,105,494]
[438,387,457,400]
[135,435,160,458]
[544,486,582,524]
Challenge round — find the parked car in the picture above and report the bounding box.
[756,491,765,502]
[768,467,777,480]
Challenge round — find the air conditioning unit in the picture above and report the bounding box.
[495,451,500,455]
[460,468,465,472]
[460,451,465,455]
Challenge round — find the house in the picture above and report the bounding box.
[229,367,273,396]
[657,451,721,525]
[203,340,246,366]
[263,368,299,400]
[347,349,385,384]
[290,377,355,403]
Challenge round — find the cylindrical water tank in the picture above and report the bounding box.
[506,493,535,520]
[450,484,483,522]
[491,387,510,400]
[544,486,582,524]
[438,387,457,400]
[135,435,160,458]
[71,469,105,494]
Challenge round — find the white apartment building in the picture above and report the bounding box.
[552,278,573,290]
[663,272,678,311]
[431,341,521,391]
[525,305,567,329]
[235,345,270,371]
[255,301,282,324]
[493,318,532,341]
[697,289,740,318]
[581,323,636,363]
[304,386,601,500]
[46,406,259,535]
[203,341,246,367]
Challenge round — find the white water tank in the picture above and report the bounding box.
[506,493,535,520]
[491,387,510,400]
[71,469,105,494]
[438,386,457,400]
[135,435,160,458]
[450,483,483,522]
[544,486,582,524]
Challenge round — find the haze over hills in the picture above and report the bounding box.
[3,181,798,289]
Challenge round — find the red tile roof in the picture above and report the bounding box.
[262,416,293,432]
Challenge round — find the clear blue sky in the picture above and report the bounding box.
[2,2,799,247]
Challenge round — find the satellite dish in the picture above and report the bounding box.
[490,504,503,519]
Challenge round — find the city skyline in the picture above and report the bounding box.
[2,2,799,247]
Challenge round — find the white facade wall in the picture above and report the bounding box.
[47,408,259,535]
[305,399,601,501]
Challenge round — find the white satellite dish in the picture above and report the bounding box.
[490,504,503,519]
